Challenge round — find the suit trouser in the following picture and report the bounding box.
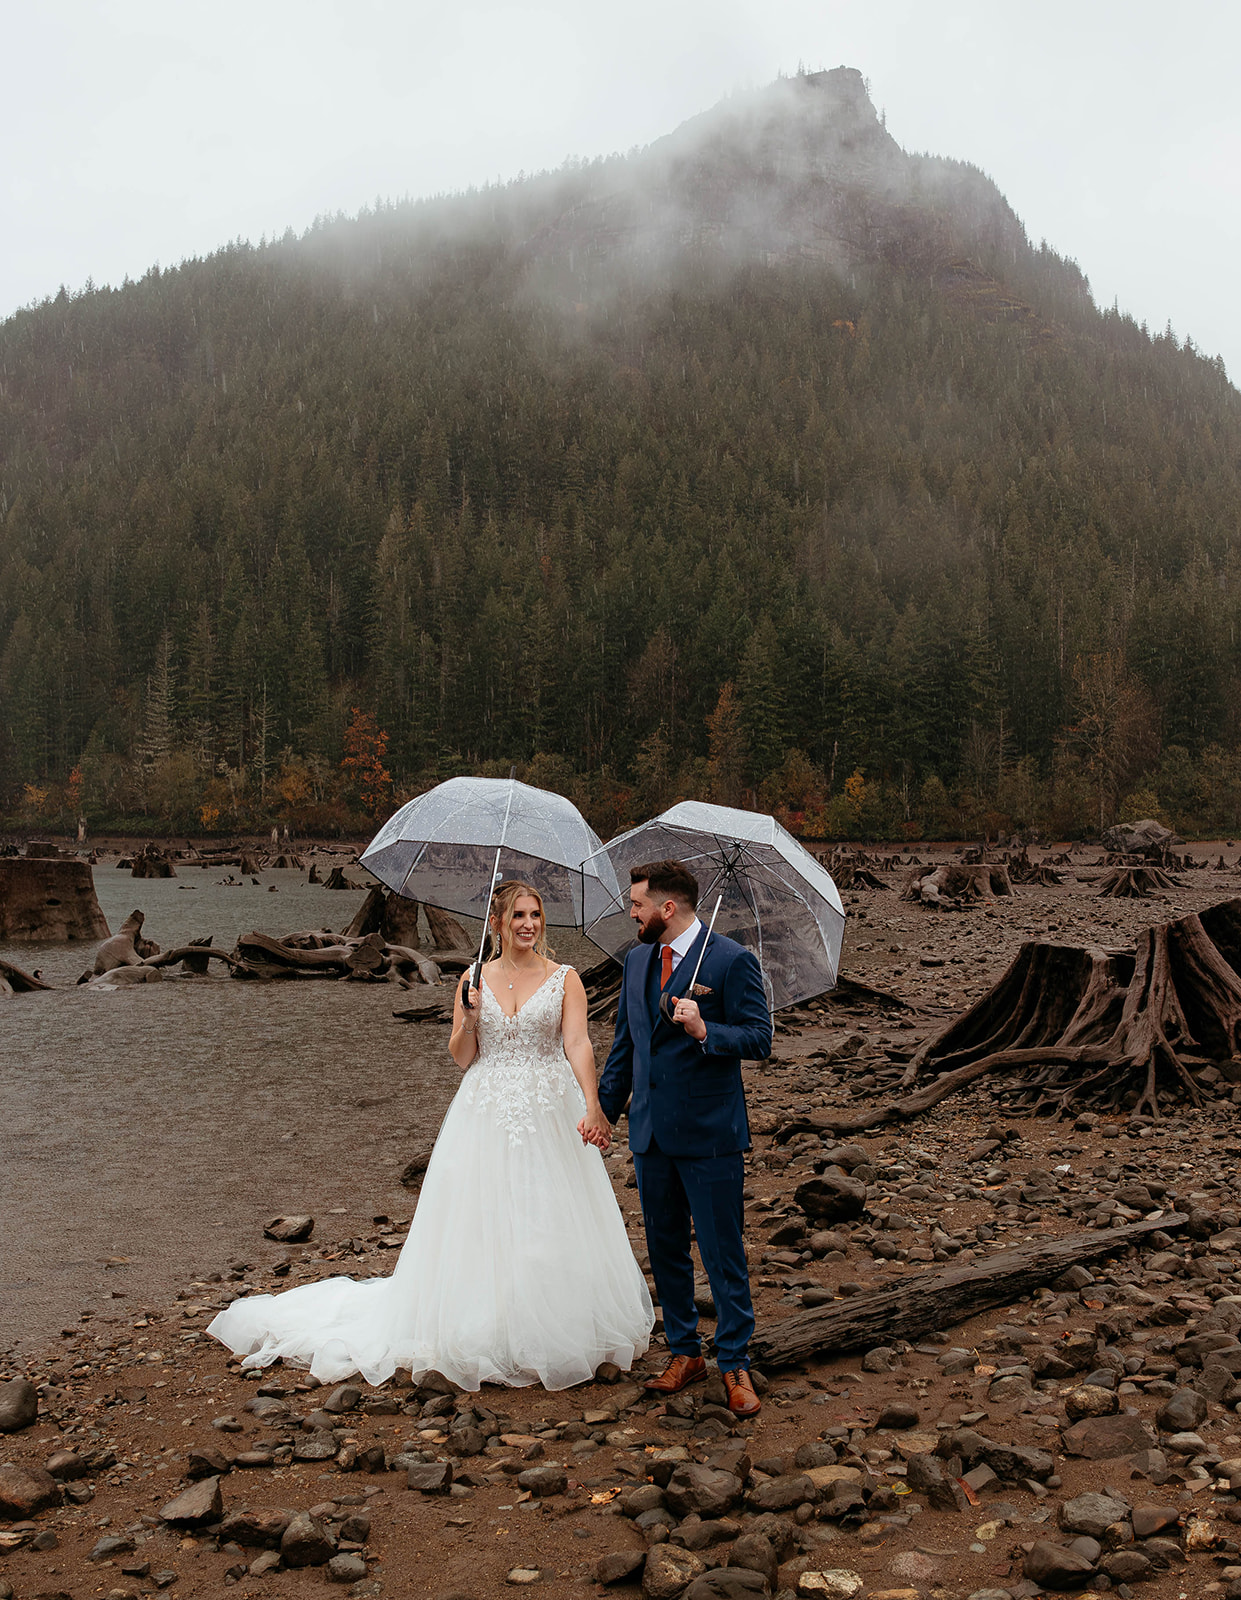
[633,1141,754,1371]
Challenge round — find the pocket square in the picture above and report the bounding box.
[691,983,713,997]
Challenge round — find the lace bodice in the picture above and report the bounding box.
[465,964,579,1144]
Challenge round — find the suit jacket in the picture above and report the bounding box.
[597,926,773,1159]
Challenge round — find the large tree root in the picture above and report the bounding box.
[808,900,1241,1132]
[1096,866,1184,897]
[749,1213,1186,1368]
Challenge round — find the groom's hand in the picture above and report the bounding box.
[671,997,707,1041]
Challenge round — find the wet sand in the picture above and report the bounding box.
[0,868,469,1355]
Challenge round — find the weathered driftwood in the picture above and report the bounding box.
[91,909,159,976]
[901,863,1013,907]
[1096,866,1184,897]
[0,858,110,942]
[810,900,1241,1131]
[345,932,387,975]
[143,941,248,975]
[387,945,443,985]
[0,957,52,994]
[276,929,343,950]
[233,932,352,976]
[749,1213,1188,1368]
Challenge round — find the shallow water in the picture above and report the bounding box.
[0,864,599,1355]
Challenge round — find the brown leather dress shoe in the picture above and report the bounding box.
[643,1354,707,1394]
[722,1367,761,1416]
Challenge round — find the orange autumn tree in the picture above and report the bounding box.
[341,708,392,817]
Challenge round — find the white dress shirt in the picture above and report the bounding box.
[663,917,703,974]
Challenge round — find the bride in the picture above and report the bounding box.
[208,881,653,1390]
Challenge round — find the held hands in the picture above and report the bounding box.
[578,1108,612,1151]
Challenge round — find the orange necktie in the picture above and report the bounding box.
[661,945,673,990]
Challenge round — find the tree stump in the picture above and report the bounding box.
[132,845,176,879]
[0,859,110,942]
[1096,867,1184,897]
[342,888,422,947]
[382,893,422,948]
[343,886,386,939]
[809,899,1241,1130]
[424,904,471,951]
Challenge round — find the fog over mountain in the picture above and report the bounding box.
[2,70,1239,840]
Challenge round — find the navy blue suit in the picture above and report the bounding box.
[597,926,772,1370]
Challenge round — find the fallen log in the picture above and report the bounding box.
[233,932,351,975]
[345,932,387,975]
[749,1212,1188,1368]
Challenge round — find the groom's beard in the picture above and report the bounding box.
[635,912,670,945]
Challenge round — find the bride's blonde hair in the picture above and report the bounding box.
[487,880,554,960]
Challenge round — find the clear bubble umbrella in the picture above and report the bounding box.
[360,775,621,933]
[581,800,845,1011]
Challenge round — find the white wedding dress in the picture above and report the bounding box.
[208,964,653,1390]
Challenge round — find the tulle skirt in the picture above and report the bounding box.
[207,1062,653,1390]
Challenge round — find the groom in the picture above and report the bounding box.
[594,859,772,1416]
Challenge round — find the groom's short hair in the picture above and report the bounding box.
[630,859,699,910]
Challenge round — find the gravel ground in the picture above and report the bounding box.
[4,841,1241,1600]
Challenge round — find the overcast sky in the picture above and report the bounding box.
[6,1,1240,380]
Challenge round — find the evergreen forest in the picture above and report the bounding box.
[2,68,1240,841]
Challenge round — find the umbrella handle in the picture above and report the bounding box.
[660,895,723,1026]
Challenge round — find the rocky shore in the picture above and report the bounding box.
[5,844,1241,1600]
